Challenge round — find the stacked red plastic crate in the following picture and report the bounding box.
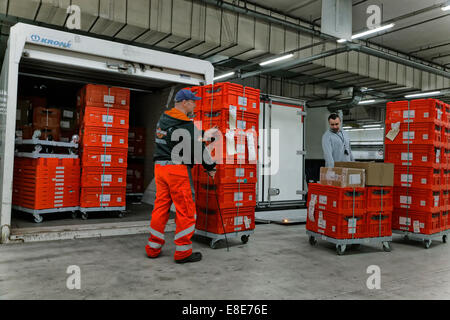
[306,183,367,239]
[12,158,80,210]
[188,83,260,235]
[385,99,449,234]
[306,182,393,239]
[77,84,130,208]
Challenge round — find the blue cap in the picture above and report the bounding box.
[174,89,202,102]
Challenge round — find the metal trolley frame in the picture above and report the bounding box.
[306,230,393,255]
[195,229,254,249]
[393,229,449,249]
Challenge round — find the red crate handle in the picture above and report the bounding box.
[41,109,54,114]
[204,111,222,118]
[372,189,391,196]
[371,215,389,221]
[206,87,222,94]
[432,213,440,218]
[344,191,364,197]
[344,216,363,221]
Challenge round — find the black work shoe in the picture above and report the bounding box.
[175,252,202,264]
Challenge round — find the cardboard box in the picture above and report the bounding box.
[335,162,394,187]
[320,167,365,188]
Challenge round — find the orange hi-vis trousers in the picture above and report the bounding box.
[146,162,197,261]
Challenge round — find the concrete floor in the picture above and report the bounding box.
[1,223,450,300]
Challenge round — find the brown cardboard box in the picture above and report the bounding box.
[334,162,394,187]
[320,167,365,188]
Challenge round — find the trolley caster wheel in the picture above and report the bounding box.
[424,239,432,249]
[241,235,249,244]
[81,213,89,220]
[308,236,317,246]
[33,215,43,224]
[382,242,391,252]
[71,212,77,219]
[443,235,448,244]
[210,240,219,249]
[336,244,346,255]
[118,212,125,218]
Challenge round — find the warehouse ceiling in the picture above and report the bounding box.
[0,0,449,108]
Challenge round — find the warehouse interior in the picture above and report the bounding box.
[1,0,450,301]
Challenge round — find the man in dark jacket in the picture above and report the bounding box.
[145,89,216,264]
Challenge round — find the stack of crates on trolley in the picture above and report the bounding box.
[77,84,130,219]
[187,82,260,249]
[385,98,450,248]
[12,157,81,223]
[306,166,393,255]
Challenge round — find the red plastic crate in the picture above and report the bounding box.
[443,103,450,127]
[77,84,130,110]
[393,187,441,213]
[195,182,256,210]
[384,122,443,147]
[385,144,441,168]
[442,169,450,189]
[307,183,366,215]
[80,187,126,208]
[307,209,366,239]
[80,106,129,130]
[126,177,145,193]
[197,164,257,184]
[13,183,80,210]
[441,190,449,210]
[393,166,441,190]
[202,82,260,115]
[443,127,450,147]
[201,109,259,133]
[81,147,128,167]
[442,211,449,231]
[386,99,444,125]
[80,126,128,149]
[392,209,441,234]
[366,187,393,212]
[196,206,255,234]
[366,211,392,237]
[442,148,450,169]
[81,167,127,187]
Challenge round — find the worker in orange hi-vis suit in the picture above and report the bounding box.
[146,89,217,264]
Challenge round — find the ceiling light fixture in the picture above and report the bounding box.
[362,124,382,128]
[337,23,395,43]
[405,91,441,98]
[359,99,376,105]
[213,71,235,81]
[259,54,294,66]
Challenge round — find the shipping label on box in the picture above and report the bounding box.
[319,167,365,187]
